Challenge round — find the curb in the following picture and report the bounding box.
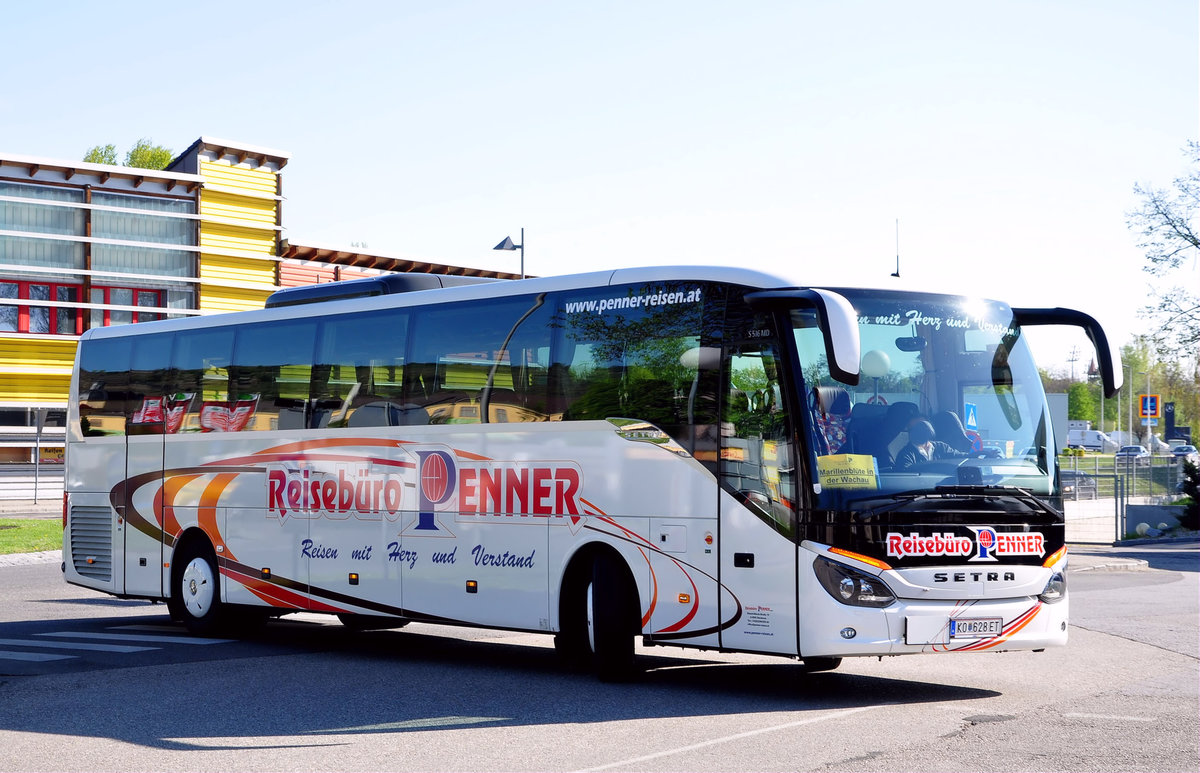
[1070,559,1150,573]
[1111,536,1200,547]
[0,550,60,568]
[0,501,62,517]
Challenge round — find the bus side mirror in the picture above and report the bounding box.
[745,288,861,385]
[1012,307,1123,398]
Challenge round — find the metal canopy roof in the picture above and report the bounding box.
[279,240,527,280]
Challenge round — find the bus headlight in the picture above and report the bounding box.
[814,556,896,608]
[1039,571,1067,603]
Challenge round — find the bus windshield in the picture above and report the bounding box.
[794,289,1054,510]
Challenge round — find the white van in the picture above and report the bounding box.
[1067,429,1113,451]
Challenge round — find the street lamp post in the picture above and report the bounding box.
[1126,365,1134,446]
[493,227,525,279]
[1137,372,1147,448]
[1141,370,1151,449]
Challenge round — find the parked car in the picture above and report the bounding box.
[1060,470,1098,500]
[1114,445,1150,465]
[1171,444,1199,464]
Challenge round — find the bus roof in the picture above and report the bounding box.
[264,273,499,308]
[77,264,992,343]
[79,265,805,341]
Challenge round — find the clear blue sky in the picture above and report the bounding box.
[2,0,1195,373]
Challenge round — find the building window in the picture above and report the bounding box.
[0,280,81,335]
[0,283,16,331]
[89,286,163,329]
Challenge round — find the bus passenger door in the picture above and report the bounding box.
[122,337,170,598]
[123,430,164,597]
[717,345,799,655]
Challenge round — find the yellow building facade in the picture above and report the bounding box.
[0,137,288,463]
[0,136,520,472]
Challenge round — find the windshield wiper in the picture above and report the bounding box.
[846,492,937,521]
[933,485,1059,517]
[844,486,1057,521]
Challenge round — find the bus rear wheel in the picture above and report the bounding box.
[172,543,227,636]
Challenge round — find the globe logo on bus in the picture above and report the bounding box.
[968,526,1000,561]
[421,451,450,503]
[414,449,457,531]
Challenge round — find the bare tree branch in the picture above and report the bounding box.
[1127,142,1200,362]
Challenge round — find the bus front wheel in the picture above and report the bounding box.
[338,614,409,631]
[799,657,842,673]
[586,553,639,681]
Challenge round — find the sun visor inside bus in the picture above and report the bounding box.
[265,273,500,308]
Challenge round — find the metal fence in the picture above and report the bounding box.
[1061,454,1190,544]
[0,464,64,503]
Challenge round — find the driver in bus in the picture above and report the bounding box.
[894,419,969,470]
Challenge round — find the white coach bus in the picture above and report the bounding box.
[63,266,1121,678]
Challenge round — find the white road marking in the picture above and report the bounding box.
[0,650,76,662]
[37,631,234,645]
[316,716,507,733]
[574,705,880,772]
[0,637,155,653]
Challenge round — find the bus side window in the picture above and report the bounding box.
[232,319,317,431]
[407,297,550,424]
[554,287,704,428]
[128,333,174,435]
[170,328,234,433]
[316,308,411,428]
[484,305,553,423]
[77,336,132,437]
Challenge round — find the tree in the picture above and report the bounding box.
[1127,142,1200,362]
[124,138,173,170]
[81,138,174,171]
[1038,367,1074,396]
[1178,459,1198,531]
[1067,382,1095,423]
[1113,339,1200,446]
[83,144,118,165]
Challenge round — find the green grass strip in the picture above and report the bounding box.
[0,518,62,555]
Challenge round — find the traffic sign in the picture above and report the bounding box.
[1139,394,1160,419]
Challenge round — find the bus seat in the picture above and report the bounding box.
[275,405,307,430]
[812,386,851,453]
[932,411,974,453]
[846,402,886,454]
[878,402,920,468]
[848,401,918,468]
[271,396,307,430]
[347,400,430,427]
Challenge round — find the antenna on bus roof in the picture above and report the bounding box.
[891,218,900,278]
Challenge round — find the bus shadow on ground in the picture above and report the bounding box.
[0,614,1000,752]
